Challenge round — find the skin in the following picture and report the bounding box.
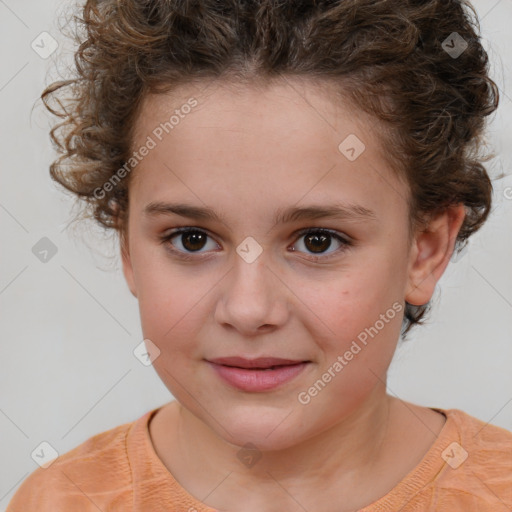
[121,77,465,512]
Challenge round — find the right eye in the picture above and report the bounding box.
[160,227,220,259]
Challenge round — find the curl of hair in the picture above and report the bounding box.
[41,0,499,338]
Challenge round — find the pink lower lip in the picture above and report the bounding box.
[208,361,309,392]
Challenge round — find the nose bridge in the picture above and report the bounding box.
[230,246,275,304]
[216,243,287,332]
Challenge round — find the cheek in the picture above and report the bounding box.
[296,278,402,417]
[132,249,216,363]
[297,265,404,407]
[137,280,207,391]
[302,261,403,338]
[130,244,187,340]
[137,273,201,346]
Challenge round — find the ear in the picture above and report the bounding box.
[405,204,466,306]
[120,229,138,298]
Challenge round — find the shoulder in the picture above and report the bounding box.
[447,408,512,464]
[437,408,512,508]
[6,415,141,512]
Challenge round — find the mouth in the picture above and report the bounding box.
[206,356,311,392]
[208,356,308,368]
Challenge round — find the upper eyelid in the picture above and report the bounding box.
[162,226,350,250]
[163,226,348,239]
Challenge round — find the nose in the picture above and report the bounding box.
[214,251,289,336]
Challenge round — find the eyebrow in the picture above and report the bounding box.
[144,201,377,225]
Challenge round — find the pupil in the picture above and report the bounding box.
[183,232,206,251]
[305,233,331,253]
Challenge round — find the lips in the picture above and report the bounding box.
[208,356,307,369]
[207,356,310,392]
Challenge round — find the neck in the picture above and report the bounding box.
[172,385,394,509]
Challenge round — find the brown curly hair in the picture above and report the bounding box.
[41,0,499,338]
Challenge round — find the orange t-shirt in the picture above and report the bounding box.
[6,406,512,511]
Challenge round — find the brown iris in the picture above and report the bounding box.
[304,232,332,253]
[181,231,207,252]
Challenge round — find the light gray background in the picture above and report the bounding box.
[1,0,512,507]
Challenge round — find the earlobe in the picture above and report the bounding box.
[405,204,466,306]
[120,231,138,298]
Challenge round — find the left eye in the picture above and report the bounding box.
[161,227,351,259]
[291,228,351,257]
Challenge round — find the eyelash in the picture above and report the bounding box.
[159,227,353,262]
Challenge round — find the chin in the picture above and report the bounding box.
[208,406,312,452]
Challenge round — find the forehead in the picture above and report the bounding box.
[133,77,380,151]
[128,78,410,226]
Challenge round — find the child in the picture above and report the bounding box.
[7,0,512,510]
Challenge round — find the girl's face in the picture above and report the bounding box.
[122,78,432,450]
